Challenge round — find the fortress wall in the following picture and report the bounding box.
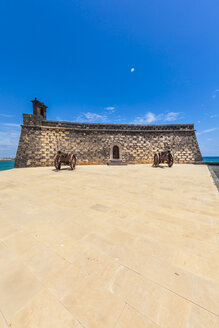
[15,114,202,167]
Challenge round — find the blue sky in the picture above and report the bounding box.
[0,0,219,157]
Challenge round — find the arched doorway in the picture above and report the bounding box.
[113,145,120,159]
[108,143,126,165]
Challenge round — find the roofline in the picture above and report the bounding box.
[44,119,194,128]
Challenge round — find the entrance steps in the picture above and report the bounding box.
[107,159,127,165]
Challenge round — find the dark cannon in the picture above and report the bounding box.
[153,150,173,167]
[54,151,76,170]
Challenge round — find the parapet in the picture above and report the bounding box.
[23,117,195,133]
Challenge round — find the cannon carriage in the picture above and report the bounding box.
[54,151,76,170]
[153,150,173,167]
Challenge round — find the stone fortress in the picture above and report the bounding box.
[15,98,202,167]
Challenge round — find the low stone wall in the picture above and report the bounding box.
[15,114,202,167]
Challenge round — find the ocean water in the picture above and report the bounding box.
[203,157,219,162]
[0,160,15,171]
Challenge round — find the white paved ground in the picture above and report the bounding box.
[0,164,218,327]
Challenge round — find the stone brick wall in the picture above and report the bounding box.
[15,114,202,167]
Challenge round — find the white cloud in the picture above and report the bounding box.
[131,68,135,72]
[145,112,160,123]
[0,129,20,157]
[133,112,160,124]
[210,114,218,118]
[165,112,180,121]
[0,114,13,118]
[2,123,20,127]
[0,131,19,146]
[76,112,108,123]
[197,127,219,135]
[212,89,219,98]
[202,128,218,133]
[133,111,181,124]
[84,112,106,120]
[104,106,115,111]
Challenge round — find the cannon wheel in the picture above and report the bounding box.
[54,155,61,170]
[70,155,76,170]
[153,154,159,167]
[168,153,173,167]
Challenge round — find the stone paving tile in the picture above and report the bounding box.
[0,262,42,323]
[0,218,19,239]
[111,265,190,327]
[10,289,82,328]
[0,311,8,328]
[111,265,219,328]
[45,249,125,328]
[62,287,124,328]
[0,164,218,327]
[0,242,21,278]
[172,249,219,283]
[45,248,120,300]
[2,233,69,283]
[115,304,159,328]
[186,304,219,328]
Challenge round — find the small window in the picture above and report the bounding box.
[113,145,120,159]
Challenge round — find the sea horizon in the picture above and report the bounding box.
[0,157,219,172]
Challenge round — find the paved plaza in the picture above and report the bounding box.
[0,164,218,327]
